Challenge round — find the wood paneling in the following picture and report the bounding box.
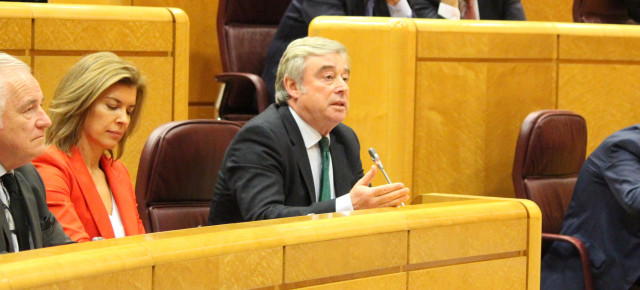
[521,0,573,22]
[0,194,541,289]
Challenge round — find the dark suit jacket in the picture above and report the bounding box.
[0,164,72,253]
[261,0,429,104]
[541,125,640,290]
[411,0,526,20]
[208,104,364,225]
[627,0,640,22]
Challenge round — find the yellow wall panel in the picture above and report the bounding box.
[410,219,527,263]
[558,23,640,61]
[413,61,555,197]
[0,18,30,50]
[521,0,573,22]
[408,256,528,290]
[298,272,407,290]
[135,0,222,105]
[34,267,152,289]
[154,247,282,289]
[33,19,173,52]
[416,21,557,60]
[558,63,640,153]
[168,7,190,121]
[189,105,216,119]
[284,232,407,283]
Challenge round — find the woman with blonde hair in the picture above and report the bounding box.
[33,52,146,242]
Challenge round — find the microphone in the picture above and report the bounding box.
[368,148,404,206]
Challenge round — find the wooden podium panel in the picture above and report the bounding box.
[311,17,640,198]
[0,194,540,289]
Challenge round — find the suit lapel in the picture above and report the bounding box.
[14,171,42,249]
[69,147,115,238]
[278,106,316,202]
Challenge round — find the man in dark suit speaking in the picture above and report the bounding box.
[0,52,72,253]
[209,37,410,225]
[541,125,640,289]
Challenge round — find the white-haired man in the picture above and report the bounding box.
[209,37,410,225]
[0,52,72,253]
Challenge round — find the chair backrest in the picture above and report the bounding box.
[216,0,290,121]
[512,110,587,237]
[217,0,290,74]
[135,119,241,232]
[573,0,631,23]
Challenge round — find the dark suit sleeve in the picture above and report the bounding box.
[18,164,73,247]
[502,0,526,20]
[225,123,337,221]
[602,142,640,217]
[300,0,349,24]
[626,0,640,22]
[410,0,441,18]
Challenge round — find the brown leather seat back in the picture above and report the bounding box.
[512,110,587,250]
[217,0,289,73]
[135,120,241,232]
[215,0,291,121]
[574,0,631,23]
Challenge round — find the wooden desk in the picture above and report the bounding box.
[0,194,540,289]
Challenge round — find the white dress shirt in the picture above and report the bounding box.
[289,107,354,211]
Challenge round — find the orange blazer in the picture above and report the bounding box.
[33,146,145,242]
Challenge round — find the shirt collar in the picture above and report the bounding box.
[0,163,8,177]
[289,107,330,149]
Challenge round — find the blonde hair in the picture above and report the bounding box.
[46,52,146,159]
[275,37,349,105]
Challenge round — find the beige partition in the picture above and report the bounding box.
[0,194,541,289]
[311,17,640,198]
[0,3,189,184]
[521,0,573,22]
[556,23,640,153]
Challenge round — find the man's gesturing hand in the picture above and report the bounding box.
[350,165,410,210]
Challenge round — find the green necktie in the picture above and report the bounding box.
[319,137,331,202]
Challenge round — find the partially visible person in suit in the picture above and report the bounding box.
[0,52,73,253]
[541,124,640,290]
[627,0,640,23]
[209,37,410,226]
[261,0,422,105]
[411,0,526,20]
[33,52,146,242]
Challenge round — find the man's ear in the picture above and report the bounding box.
[283,76,300,100]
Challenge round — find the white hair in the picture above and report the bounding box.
[0,52,31,126]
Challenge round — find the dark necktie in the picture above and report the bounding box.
[1,174,31,251]
[318,137,331,202]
